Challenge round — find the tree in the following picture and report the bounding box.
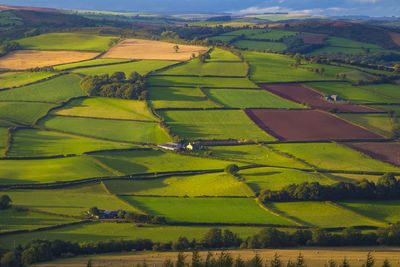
[0,251,21,267]
[89,207,99,216]
[270,253,283,267]
[326,260,337,267]
[0,195,11,210]
[173,45,180,53]
[294,53,302,66]
[163,259,174,267]
[199,53,211,63]
[192,250,203,267]
[361,253,375,267]
[176,252,186,267]
[382,260,391,267]
[225,164,239,176]
[234,256,245,267]
[339,258,350,267]
[86,259,93,267]
[296,253,306,267]
[247,254,263,267]
[394,64,400,72]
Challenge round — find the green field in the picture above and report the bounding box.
[17,32,117,51]
[323,173,384,183]
[372,105,400,115]
[221,29,266,37]
[148,86,220,109]
[204,89,304,108]
[72,60,179,76]
[327,37,382,49]
[305,82,394,103]
[0,102,57,125]
[0,156,114,185]
[0,72,55,89]
[239,167,334,192]
[122,196,294,225]
[360,83,400,100]
[159,110,275,141]
[250,30,298,40]
[53,97,157,121]
[5,183,140,216]
[300,64,354,78]
[54,58,131,70]
[91,149,241,175]
[104,172,254,196]
[0,127,9,156]
[0,209,78,233]
[39,116,170,144]
[0,75,85,103]
[234,40,287,53]
[8,129,137,157]
[209,35,238,42]
[270,142,400,172]
[338,200,400,224]
[0,120,18,128]
[241,51,330,83]
[148,76,258,88]
[208,145,309,169]
[207,48,243,62]
[267,201,387,228]
[339,113,396,137]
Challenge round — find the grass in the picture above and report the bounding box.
[54,58,131,70]
[159,110,275,141]
[104,172,254,196]
[122,196,294,225]
[0,209,78,233]
[267,201,387,228]
[204,89,304,108]
[17,32,117,51]
[0,156,114,185]
[305,82,394,103]
[338,200,400,224]
[360,83,400,100]
[6,183,140,216]
[91,149,241,175]
[8,129,137,157]
[208,145,309,169]
[239,167,335,192]
[207,48,242,62]
[39,115,170,144]
[300,64,354,78]
[148,86,220,109]
[339,113,396,137]
[72,60,179,76]
[148,76,258,88]
[53,97,157,121]
[326,37,382,49]
[241,51,330,83]
[323,173,384,183]
[270,142,400,172]
[0,75,85,103]
[372,105,400,115]
[0,72,55,89]
[250,30,298,40]
[0,127,9,156]
[0,102,57,125]
[221,29,266,37]
[234,40,287,53]
[209,35,238,42]
[0,120,18,128]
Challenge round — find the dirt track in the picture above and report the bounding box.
[346,142,400,167]
[246,109,384,141]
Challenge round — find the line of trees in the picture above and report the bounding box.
[259,173,400,202]
[0,41,21,57]
[80,71,147,100]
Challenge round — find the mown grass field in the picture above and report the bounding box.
[208,145,309,169]
[54,58,131,70]
[207,48,242,62]
[239,167,334,192]
[339,113,395,137]
[104,172,254,196]
[373,104,400,115]
[0,75,84,103]
[338,200,400,224]
[241,51,330,83]
[148,86,220,109]
[148,76,258,88]
[39,115,170,144]
[8,129,137,157]
[220,29,266,37]
[159,110,275,141]
[270,142,400,172]
[91,149,241,175]
[0,127,9,156]
[17,32,117,51]
[360,83,400,100]
[267,201,387,228]
[0,102,57,125]
[122,196,294,225]
[300,64,354,78]
[234,40,287,52]
[53,97,157,121]
[0,156,114,184]
[327,37,382,49]
[204,89,304,108]
[323,173,384,183]
[72,60,179,76]
[0,72,55,89]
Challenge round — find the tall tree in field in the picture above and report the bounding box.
[173,45,180,53]
[394,64,399,72]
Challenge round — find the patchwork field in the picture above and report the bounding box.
[339,113,395,137]
[0,102,56,125]
[0,50,98,70]
[148,76,258,88]
[54,58,131,70]
[346,142,400,167]
[159,110,275,141]
[360,83,400,100]
[0,75,84,102]
[339,200,400,223]
[246,109,384,141]
[39,115,170,144]
[102,39,207,60]
[0,71,55,89]
[261,84,379,112]
[233,40,287,53]
[122,196,294,225]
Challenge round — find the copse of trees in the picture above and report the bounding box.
[259,173,400,202]
[0,41,21,57]
[80,71,147,100]
[0,195,11,210]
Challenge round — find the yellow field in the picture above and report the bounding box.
[0,50,99,70]
[102,39,207,60]
[37,248,400,267]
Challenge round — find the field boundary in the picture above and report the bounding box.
[51,114,159,123]
[256,198,304,227]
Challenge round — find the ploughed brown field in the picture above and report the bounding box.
[0,50,99,70]
[346,142,400,167]
[245,109,385,141]
[301,33,327,44]
[389,32,400,46]
[260,84,380,113]
[102,39,207,60]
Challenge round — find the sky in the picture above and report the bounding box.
[1,0,400,17]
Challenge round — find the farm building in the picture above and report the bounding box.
[185,142,201,151]
[158,142,183,151]
[324,95,343,102]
